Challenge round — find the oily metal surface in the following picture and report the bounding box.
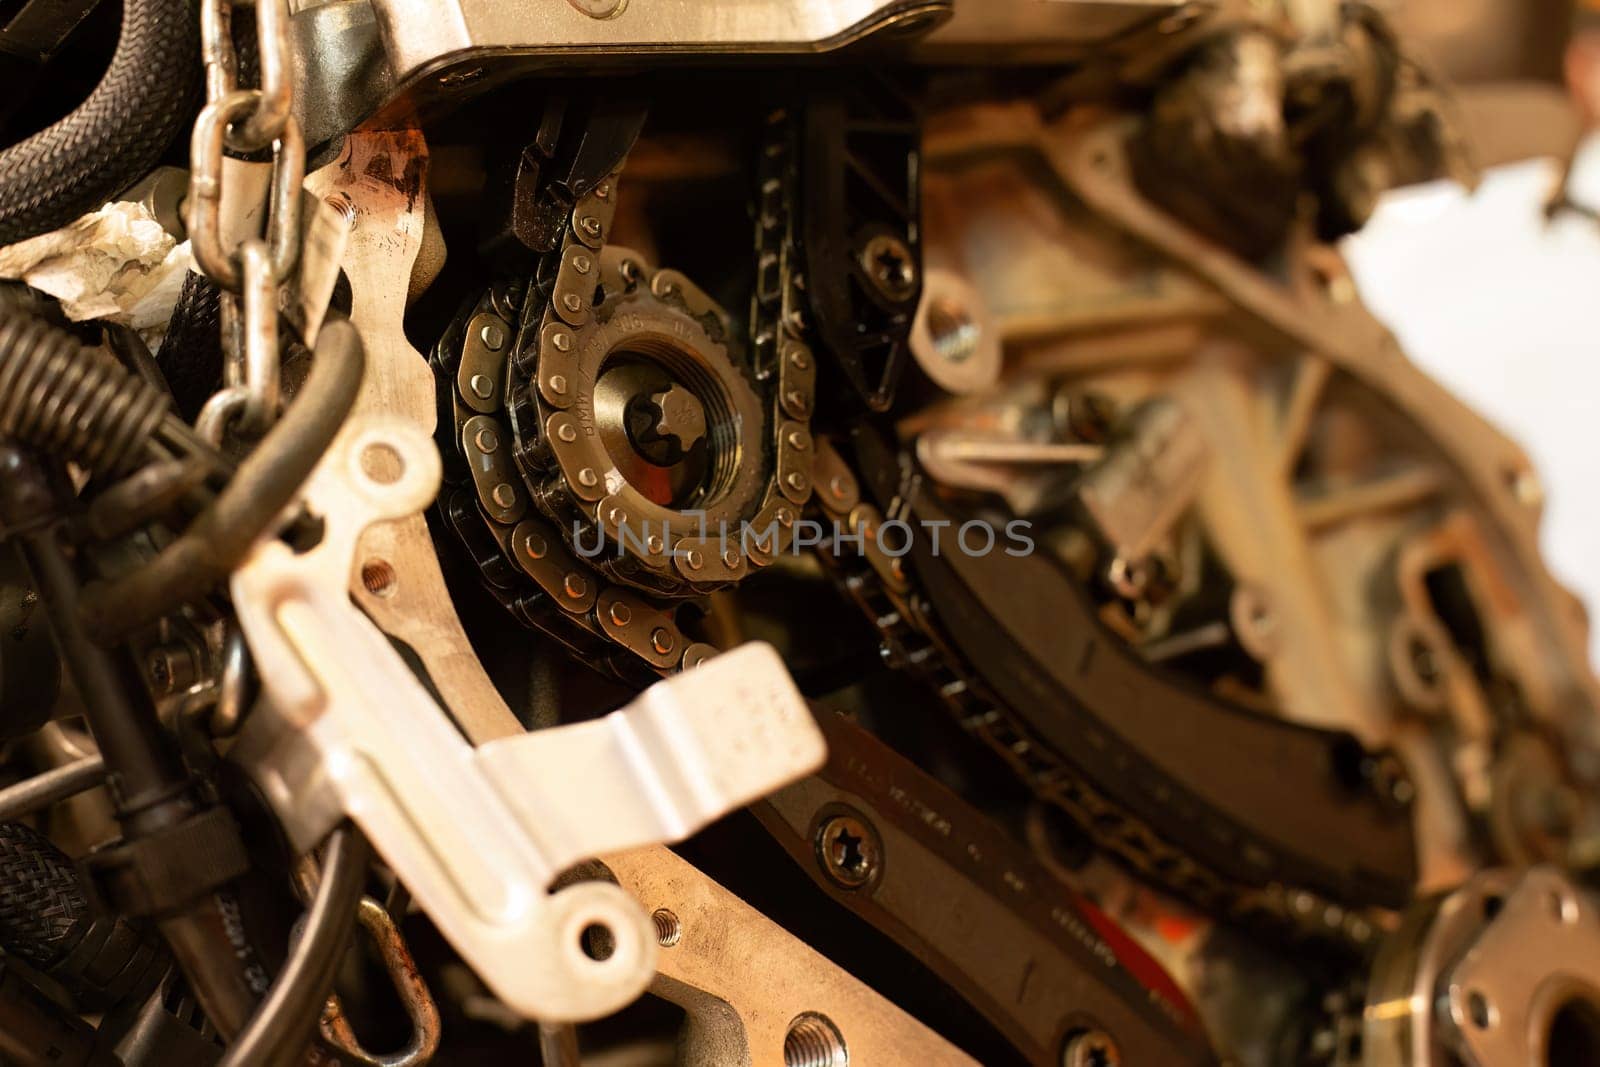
[755,711,1216,1067]
[300,119,974,1060]
[370,0,953,98]
[847,426,1416,914]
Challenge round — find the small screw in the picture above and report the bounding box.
[1055,389,1117,443]
[479,321,505,351]
[816,813,880,890]
[146,645,197,695]
[859,234,918,303]
[1062,1029,1120,1067]
[1367,754,1416,811]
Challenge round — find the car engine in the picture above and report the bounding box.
[0,0,1595,1064]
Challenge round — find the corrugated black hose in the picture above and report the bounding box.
[0,820,168,1010]
[0,0,200,245]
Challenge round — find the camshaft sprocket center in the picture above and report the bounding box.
[522,247,771,583]
[437,177,814,674]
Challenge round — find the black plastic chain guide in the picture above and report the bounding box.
[818,427,1420,953]
[437,81,1413,978]
[799,73,923,413]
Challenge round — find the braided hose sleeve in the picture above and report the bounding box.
[0,821,168,1009]
[0,820,90,969]
[0,0,200,245]
[158,271,225,423]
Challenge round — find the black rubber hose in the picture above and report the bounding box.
[158,272,225,423]
[0,445,186,818]
[0,820,168,1010]
[80,319,366,641]
[0,0,200,244]
[216,825,367,1067]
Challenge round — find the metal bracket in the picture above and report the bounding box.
[369,0,951,96]
[228,415,826,1022]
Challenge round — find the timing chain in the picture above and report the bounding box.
[440,108,823,679]
[439,168,719,677]
[807,439,1384,955]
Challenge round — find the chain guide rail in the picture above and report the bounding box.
[434,101,1408,957]
[809,431,1416,954]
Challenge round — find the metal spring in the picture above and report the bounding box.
[0,309,168,476]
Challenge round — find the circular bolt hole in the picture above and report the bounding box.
[579,921,615,962]
[361,442,405,485]
[1549,997,1600,1065]
[360,559,398,598]
[651,908,681,948]
[784,1012,848,1067]
[1468,990,1495,1030]
[926,297,981,366]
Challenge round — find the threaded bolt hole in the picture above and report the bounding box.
[360,559,397,597]
[651,908,681,947]
[784,1013,847,1067]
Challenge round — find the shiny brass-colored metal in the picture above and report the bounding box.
[911,101,1600,906]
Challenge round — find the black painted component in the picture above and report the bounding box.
[480,94,647,267]
[0,956,114,1066]
[0,821,167,1012]
[0,542,59,741]
[800,74,922,412]
[850,429,1418,909]
[757,711,1217,1067]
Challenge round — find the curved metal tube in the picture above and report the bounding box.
[81,319,366,641]
[0,757,106,822]
[217,825,369,1067]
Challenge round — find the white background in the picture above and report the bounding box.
[1344,137,1600,664]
